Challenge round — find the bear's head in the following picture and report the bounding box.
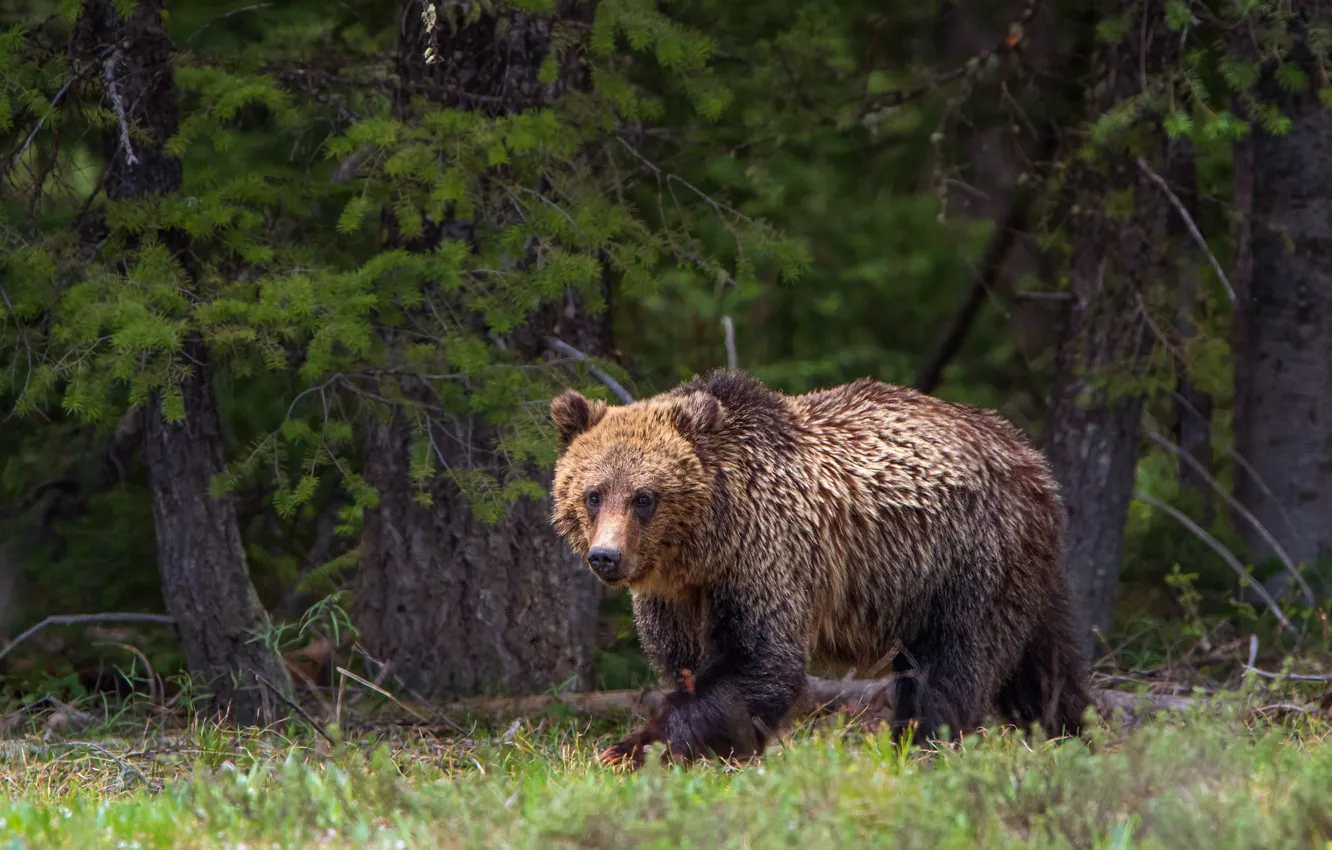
[549,388,724,590]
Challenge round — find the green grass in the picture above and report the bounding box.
[3,695,1332,849]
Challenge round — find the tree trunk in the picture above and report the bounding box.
[1166,140,1215,526]
[77,0,292,722]
[144,336,292,723]
[356,411,598,696]
[1043,2,1171,656]
[1234,52,1332,599]
[353,0,602,698]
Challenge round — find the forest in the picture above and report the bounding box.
[2,0,1332,846]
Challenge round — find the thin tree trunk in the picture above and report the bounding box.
[77,0,291,723]
[1043,1,1171,657]
[1234,49,1332,599]
[353,0,602,698]
[1166,140,1214,526]
[144,335,292,723]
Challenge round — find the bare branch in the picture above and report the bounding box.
[2,79,73,180]
[720,316,738,370]
[185,2,273,44]
[915,193,1029,393]
[0,478,79,522]
[254,670,335,745]
[103,50,139,167]
[544,337,634,404]
[1143,428,1314,606]
[58,741,162,791]
[0,613,175,665]
[860,0,1041,120]
[1135,156,1235,302]
[1241,635,1332,682]
[411,676,1200,731]
[1133,493,1293,633]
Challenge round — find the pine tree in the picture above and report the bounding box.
[65,0,292,723]
[1041,0,1176,651]
[1232,4,1332,602]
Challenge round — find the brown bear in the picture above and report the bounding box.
[550,370,1090,767]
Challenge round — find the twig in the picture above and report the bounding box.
[720,316,738,370]
[543,337,634,404]
[860,0,1040,118]
[334,664,470,733]
[61,741,162,792]
[1133,493,1293,633]
[103,50,139,167]
[1135,156,1235,302]
[1242,636,1332,681]
[914,110,1063,394]
[253,670,336,746]
[185,2,273,44]
[1143,428,1314,606]
[0,478,80,522]
[3,79,73,178]
[914,196,1028,393]
[0,613,175,665]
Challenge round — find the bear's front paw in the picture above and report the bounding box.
[661,693,762,765]
[598,737,649,770]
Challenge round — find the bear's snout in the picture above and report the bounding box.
[586,546,624,583]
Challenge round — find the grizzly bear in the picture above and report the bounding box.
[550,370,1090,766]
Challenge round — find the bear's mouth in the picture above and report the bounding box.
[586,560,629,587]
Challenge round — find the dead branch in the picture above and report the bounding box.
[720,316,738,371]
[860,0,1041,119]
[1143,428,1314,606]
[1133,493,1294,633]
[0,478,80,522]
[1134,156,1235,302]
[2,79,73,180]
[0,613,176,666]
[103,50,139,167]
[406,676,1203,730]
[254,670,337,746]
[914,196,1027,393]
[544,337,634,404]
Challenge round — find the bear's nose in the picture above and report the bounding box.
[586,547,623,580]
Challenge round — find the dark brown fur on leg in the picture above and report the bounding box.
[599,668,765,769]
[598,669,697,769]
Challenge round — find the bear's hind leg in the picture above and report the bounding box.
[889,623,995,744]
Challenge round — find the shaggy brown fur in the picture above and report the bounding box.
[550,370,1090,766]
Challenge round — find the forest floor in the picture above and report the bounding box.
[2,687,1332,849]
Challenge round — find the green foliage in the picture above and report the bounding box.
[3,707,1332,847]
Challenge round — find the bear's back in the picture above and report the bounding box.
[787,377,1052,511]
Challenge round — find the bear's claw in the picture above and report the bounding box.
[598,738,647,770]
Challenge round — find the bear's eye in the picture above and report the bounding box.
[585,491,602,510]
[632,491,656,511]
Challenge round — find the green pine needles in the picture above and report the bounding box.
[0,0,810,535]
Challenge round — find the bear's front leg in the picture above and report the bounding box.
[656,587,808,765]
[597,670,697,770]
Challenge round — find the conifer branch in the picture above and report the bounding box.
[3,79,72,180]
[860,0,1042,120]
[1135,156,1235,302]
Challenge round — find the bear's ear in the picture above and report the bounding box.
[551,389,608,447]
[669,391,724,440]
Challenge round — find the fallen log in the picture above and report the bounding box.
[369,675,1204,730]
